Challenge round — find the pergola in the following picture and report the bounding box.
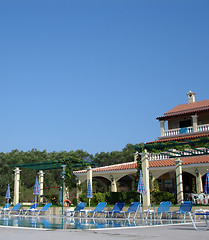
[10,159,93,208]
[133,137,209,208]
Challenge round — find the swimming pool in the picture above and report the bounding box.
[0,215,191,230]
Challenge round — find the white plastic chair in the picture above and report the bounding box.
[196,193,206,204]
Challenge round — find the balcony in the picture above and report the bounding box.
[164,124,209,137]
[148,148,209,161]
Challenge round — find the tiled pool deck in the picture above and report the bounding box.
[0,221,208,240]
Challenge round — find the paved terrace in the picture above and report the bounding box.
[0,222,208,240]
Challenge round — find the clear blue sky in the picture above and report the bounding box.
[0,0,209,155]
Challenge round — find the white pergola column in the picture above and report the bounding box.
[134,152,138,162]
[76,178,82,201]
[140,149,150,209]
[174,158,184,204]
[38,170,44,203]
[13,167,21,205]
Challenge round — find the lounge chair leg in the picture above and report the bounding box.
[189,213,198,230]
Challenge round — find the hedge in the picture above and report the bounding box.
[79,191,175,206]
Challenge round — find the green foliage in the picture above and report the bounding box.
[79,191,140,205]
[151,191,175,205]
[153,179,160,192]
[72,197,77,206]
[94,143,144,167]
[0,143,144,203]
[45,194,59,205]
[143,137,209,153]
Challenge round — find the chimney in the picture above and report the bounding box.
[187,91,196,103]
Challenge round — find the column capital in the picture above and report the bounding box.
[139,149,148,156]
[87,166,92,171]
[13,167,21,173]
[174,159,182,165]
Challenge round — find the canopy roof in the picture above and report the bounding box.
[11,159,94,170]
[133,138,209,159]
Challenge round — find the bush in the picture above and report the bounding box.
[72,197,77,206]
[45,194,60,205]
[79,191,141,205]
[151,191,175,205]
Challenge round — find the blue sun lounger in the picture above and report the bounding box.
[119,202,141,219]
[34,203,52,216]
[21,203,38,215]
[0,203,11,214]
[106,202,125,217]
[146,201,171,219]
[168,201,193,219]
[65,202,87,217]
[190,211,209,230]
[90,202,107,217]
[6,203,22,215]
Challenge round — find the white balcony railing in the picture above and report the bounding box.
[164,124,209,137]
[148,153,170,161]
[164,126,193,136]
[197,124,209,132]
[148,148,209,161]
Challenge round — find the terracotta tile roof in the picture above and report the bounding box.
[74,162,137,174]
[147,132,209,144]
[74,155,209,174]
[157,99,209,120]
[149,155,209,168]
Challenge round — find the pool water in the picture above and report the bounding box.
[0,216,190,230]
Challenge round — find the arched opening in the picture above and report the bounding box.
[92,177,110,193]
[183,172,195,194]
[79,177,110,194]
[117,175,135,192]
[157,171,176,194]
[156,171,196,201]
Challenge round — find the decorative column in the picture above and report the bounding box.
[160,120,165,137]
[195,169,203,194]
[13,167,21,205]
[149,172,155,191]
[87,166,92,190]
[134,152,138,162]
[192,115,198,132]
[140,149,150,209]
[76,178,82,201]
[38,170,44,203]
[174,158,184,204]
[110,175,117,192]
